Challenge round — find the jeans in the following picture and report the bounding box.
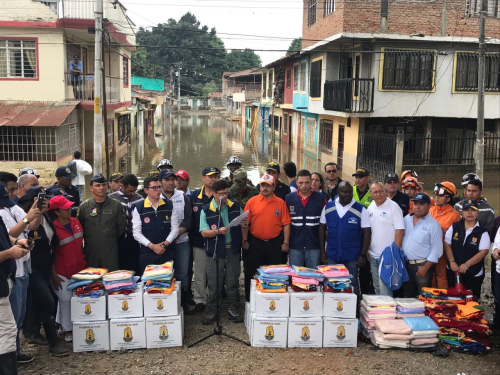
[139,246,175,276]
[9,267,29,356]
[193,246,208,305]
[174,241,190,290]
[225,248,241,310]
[329,259,360,297]
[0,284,17,374]
[403,262,435,298]
[54,275,73,332]
[289,249,320,269]
[206,254,225,316]
[77,185,85,203]
[369,256,392,297]
[493,258,500,326]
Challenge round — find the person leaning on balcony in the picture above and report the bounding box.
[69,55,83,100]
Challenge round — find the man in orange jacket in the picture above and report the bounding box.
[429,181,461,289]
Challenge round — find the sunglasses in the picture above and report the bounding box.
[325,170,338,173]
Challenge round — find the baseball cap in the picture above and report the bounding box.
[0,182,16,208]
[175,170,190,180]
[19,167,40,178]
[18,186,44,204]
[259,174,274,186]
[109,172,123,181]
[202,167,220,176]
[233,170,247,188]
[352,168,370,177]
[462,199,479,211]
[384,173,399,183]
[49,195,74,210]
[55,166,76,179]
[159,169,175,180]
[46,187,73,201]
[73,55,79,59]
[412,193,431,204]
[266,162,280,174]
[90,173,107,184]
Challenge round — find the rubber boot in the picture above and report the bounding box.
[181,289,195,316]
[0,351,18,375]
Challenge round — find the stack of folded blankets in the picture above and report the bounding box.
[403,316,439,349]
[359,295,396,339]
[255,265,293,293]
[419,287,491,353]
[103,270,139,295]
[371,318,412,349]
[395,298,425,318]
[142,262,176,294]
[290,266,323,292]
[67,267,107,298]
[317,264,352,293]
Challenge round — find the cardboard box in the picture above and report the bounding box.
[71,295,106,322]
[323,293,357,318]
[249,279,256,313]
[323,318,358,348]
[287,317,323,348]
[108,285,143,319]
[250,316,288,348]
[72,321,110,352]
[254,291,290,318]
[289,289,323,317]
[109,318,146,350]
[143,283,180,317]
[145,315,183,348]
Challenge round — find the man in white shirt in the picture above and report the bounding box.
[367,182,405,296]
[67,151,92,202]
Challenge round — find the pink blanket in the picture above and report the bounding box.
[381,333,411,342]
[374,319,411,334]
[410,338,438,346]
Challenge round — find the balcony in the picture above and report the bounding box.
[323,78,374,113]
[65,73,120,103]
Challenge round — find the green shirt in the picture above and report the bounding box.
[228,184,259,209]
[199,199,243,244]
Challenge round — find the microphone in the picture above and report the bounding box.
[219,196,225,205]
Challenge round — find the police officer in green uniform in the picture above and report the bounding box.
[77,174,127,271]
[228,170,258,208]
[46,166,81,216]
[256,162,290,201]
[352,168,373,208]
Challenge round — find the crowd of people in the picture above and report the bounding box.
[0,151,499,374]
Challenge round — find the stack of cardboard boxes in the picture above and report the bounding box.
[245,280,358,348]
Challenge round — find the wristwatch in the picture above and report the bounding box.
[242,239,248,243]
[283,243,289,246]
[23,218,30,225]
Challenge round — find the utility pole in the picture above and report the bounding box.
[101,30,110,179]
[475,0,486,181]
[169,68,173,114]
[177,69,181,114]
[93,0,103,173]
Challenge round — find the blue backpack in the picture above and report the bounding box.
[379,242,409,291]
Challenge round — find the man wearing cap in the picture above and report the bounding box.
[108,172,123,194]
[352,168,373,208]
[401,193,443,297]
[430,182,461,289]
[77,174,127,271]
[257,162,291,201]
[242,174,291,301]
[109,174,144,275]
[190,166,220,312]
[16,174,39,205]
[46,167,80,213]
[385,173,410,217]
[66,151,92,202]
[69,55,83,100]
[175,170,191,196]
[228,170,258,208]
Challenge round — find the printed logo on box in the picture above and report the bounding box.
[157,300,164,310]
[159,325,169,340]
[303,300,310,311]
[269,301,276,311]
[122,300,129,311]
[85,329,95,345]
[85,304,91,315]
[337,325,346,340]
[337,301,343,312]
[300,326,310,342]
[265,326,274,341]
[123,327,133,343]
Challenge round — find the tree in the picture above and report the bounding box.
[225,49,262,71]
[131,46,150,77]
[286,38,302,56]
[202,81,218,96]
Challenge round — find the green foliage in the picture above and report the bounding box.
[202,81,219,96]
[286,38,302,56]
[225,49,262,71]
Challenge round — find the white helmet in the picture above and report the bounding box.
[19,167,40,178]
[226,156,242,169]
[157,159,173,170]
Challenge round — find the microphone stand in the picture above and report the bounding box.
[189,196,250,347]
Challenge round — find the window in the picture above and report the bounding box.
[310,59,322,98]
[262,73,267,97]
[293,64,298,91]
[319,120,333,154]
[123,56,129,87]
[118,114,131,145]
[284,114,288,135]
[0,39,37,78]
[306,118,317,153]
[308,0,317,27]
[381,49,435,91]
[455,52,500,92]
[466,0,499,18]
[324,0,335,16]
[300,60,307,92]
[286,69,291,89]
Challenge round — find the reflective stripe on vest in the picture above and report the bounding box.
[58,231,83,246]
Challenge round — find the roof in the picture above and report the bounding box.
[223,68,261,79]
[0,101,78,127]
[208,92,222,98]
[131,76,164,91]
[131,88,168,101]
[264,53,301,69]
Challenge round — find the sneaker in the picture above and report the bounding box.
[17,353,34,364]
[28,334,49,347]
[57,328,64,336]
[64,332,73,342]
[202,314,217,325]
[227,306,243,323]
[195,303,206,313]
[49,345,70,357]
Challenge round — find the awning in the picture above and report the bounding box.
[0,101,78,127]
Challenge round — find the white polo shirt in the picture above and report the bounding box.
[0,206,31,278]
[367,198,405,258]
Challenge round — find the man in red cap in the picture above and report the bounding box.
[175,170,191,196]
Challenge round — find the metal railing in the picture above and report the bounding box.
[65,73,120,102]
[323,78,374,113]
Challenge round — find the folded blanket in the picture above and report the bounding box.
[381,333,411,342]
[322,285,353,293]
[292,266,324,279]
[397,306,425,314]
[456,301,485,320]
[397,313,425,318]
[410,330,439,337]
[102,270,135,282]
[403,316,439,332]
[372,331,408,348]
[361,301,396,313]
[374,318,411,334]
[411,338,438,346]
[361,308,397,320]
[109,289,134,295]
[143,262,173,278]
[72,268,107,280]
[260,265,295,275]
[395,298,425,309]
[76,290,104,298]
[256,283,286,293]
[291,276,320,285]
[421,287,472,298]
[362,295,396,307]
[431,315,491,334]
[317,264,350,277]
[67,279,94,291]
[289,284,318,292]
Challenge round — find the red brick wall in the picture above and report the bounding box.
[302,0,500,48]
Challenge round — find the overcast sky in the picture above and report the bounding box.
[120,0,304,66]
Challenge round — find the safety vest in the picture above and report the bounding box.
[353,186,372,208]
[202,199,242,258]
[324,201,364,262]
[285,191,324,250]
[450,220,488,277]
[53,217,86,279]
[134,198,173,252]
[190,187,213,248]
[164,189,188,244]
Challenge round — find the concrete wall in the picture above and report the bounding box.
[0,0,57,21]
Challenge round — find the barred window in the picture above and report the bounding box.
[0,39,37,78]
[123,56,129,87]
[118,114,131,145]
[306,118,317,153]
[310,59,322,98]
[455,52,500,92]
[324,0,335,16]
[319,119,333,154]
[466,0,499,18]
[382,49,435,91]
[308,0,317,27]
[300,60,307,91]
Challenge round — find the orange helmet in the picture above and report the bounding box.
[401,177,419,189]
[434,181,457,197]
[401,170,418,181]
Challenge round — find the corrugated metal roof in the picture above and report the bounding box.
[0,101,78,127]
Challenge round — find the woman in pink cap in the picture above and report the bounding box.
[48,195,86,342]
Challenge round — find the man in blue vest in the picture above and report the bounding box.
[319,181,371,297]
[286,169,326,268]
[199,179,244,325]
[132,175,179,274]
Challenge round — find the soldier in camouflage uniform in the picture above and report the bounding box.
[228,170,258,209]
